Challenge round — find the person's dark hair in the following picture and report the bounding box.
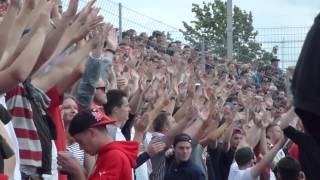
[152,30,162,37]
[173,133,192,147]
[119,42,129,47]
[122,31,129,39]
[153,112,171,132]
[276,156,301,180]
[103,89,127,115]
[234,147,254,166]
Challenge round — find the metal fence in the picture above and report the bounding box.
[255,27,310,69]
[62,0,310,69]
[61,0,186,41]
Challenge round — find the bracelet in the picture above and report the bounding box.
[105,49,116,55]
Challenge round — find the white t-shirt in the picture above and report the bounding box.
[1,95,21,180]
[115,127,126,141]
[273,149,285,165]
[228,162,256,180]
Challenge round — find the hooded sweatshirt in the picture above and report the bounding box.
[89,141,139,180]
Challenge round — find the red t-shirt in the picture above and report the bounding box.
[254,144,270,180]
[289,143,300,161]
[89,141,138,180]
[47,86,67,180]
[0,174,8,180]
[47,86,65,151]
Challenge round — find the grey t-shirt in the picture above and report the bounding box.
[190,140,208,180]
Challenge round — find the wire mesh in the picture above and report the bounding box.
[62,0,310,68]
[255,27,310,68]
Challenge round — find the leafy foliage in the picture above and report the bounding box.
[181,0,274,63]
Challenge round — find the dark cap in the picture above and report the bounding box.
[173,133,192,147]
[68,108,116,136]
[235,147,254,166]
[271,57,280,62]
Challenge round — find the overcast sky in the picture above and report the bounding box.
[115,0,319,29]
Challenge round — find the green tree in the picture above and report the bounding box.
[182,0,273,63]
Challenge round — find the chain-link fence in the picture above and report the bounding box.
[62,0,310,69]
[61,0,186,42]
[255,27,310,69]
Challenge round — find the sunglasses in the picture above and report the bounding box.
[96,87,106,92]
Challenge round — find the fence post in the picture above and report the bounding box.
[281,37,285,69]
[118,3,123,42]
[200,37,205,71]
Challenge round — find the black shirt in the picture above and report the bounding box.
[283,126,320,180]
[207,144,235,180]
[121,113,135,141]
[164,155,206,180]
[30,101,53,175]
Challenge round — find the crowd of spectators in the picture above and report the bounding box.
[0,0,319,180]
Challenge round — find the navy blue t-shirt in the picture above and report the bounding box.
[164,155,206,180]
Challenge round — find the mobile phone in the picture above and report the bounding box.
[152,136,166,143]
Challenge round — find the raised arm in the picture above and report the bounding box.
[0,0,36,68]
[173,88,193,122]
[0,2,52,94]
[32,33,100,93]
[279,107,296,130]
[199,106,235,146]
[0,0,20,60]
[35,0,79,66]
[165,105,195,146]
[221,120,236,151]
[57,24,114,95]
[31,0,102,76]
[251,136,286,179]
[238,123,262,149]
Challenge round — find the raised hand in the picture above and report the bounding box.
[261,109,273,128]
[117,77,128,90]
[129,68,140,82]
[9,0,22,10]
[147,142,166,157]
[104,27,118,51]
[186,81,195,98]
[253,112,264,128]
[62,0,79,19]
[34,0,56,31]
[90,25,105,58]
[134,114,150,133]
[65,0,103,43]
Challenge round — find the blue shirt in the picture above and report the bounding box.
[164,156,206,180]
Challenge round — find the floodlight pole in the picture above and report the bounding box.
[119,3,123,41]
